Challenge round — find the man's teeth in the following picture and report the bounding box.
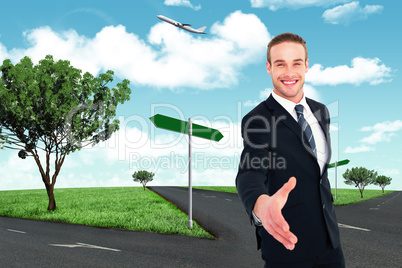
[283,80,297,84]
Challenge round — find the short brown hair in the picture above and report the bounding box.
[267,33,308,64]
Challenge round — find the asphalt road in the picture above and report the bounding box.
[335,191,402,268]
[1,188,401,267]
[0,187,263,268]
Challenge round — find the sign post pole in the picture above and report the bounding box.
[335,161,338,199]
[328,159,350,200]
[149,114,223,229]
[188,118,193,229]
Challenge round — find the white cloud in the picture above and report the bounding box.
[379,168,400,177]
[361,120,402,133]
[330,124,339,132]
[0,151,44,190]
[244,88,272,107]
[344,145,374,153]
[359,120,402,145]
[258,87,272,100]
[0,116,243,190]
[303,84,321,101]
[1,11,270,91]
[250,0,349,11]
[164,0,201,11]
[307,57,392,86]
[322,1,384,25]
[0,43,8,63]
[244,100,261,108]
[344,120,402,154]
[360,132,395,145]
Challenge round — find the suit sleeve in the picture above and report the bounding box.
[235,113,271,223]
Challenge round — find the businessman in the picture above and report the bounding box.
[236,33,345,267]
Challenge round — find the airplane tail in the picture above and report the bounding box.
[196,26,207,33]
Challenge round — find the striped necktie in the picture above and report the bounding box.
[295,104,317,158]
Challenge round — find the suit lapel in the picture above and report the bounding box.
[264,95,331,164]
[264,95,304,142]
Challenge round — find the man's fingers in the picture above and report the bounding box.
[271,206,289,232]
[258,177,298,250]
[262,177,298,250]
[264,219,298,250]
[276,177,297,198]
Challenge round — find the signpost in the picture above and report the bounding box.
[149,114,224,142]
[150,114,224,228]
[328,159,350,199]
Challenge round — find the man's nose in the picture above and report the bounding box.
[284,66,293,76]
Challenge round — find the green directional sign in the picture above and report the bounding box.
[149,113,224,229]
[149,114,224,142]
[328,159,350,169]
[328,159,350,200]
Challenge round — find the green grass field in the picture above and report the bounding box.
[0,186,393,239]
[192,186,394,206]
[0,187,214,239]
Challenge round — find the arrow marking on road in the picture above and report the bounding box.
[49,242,121,252]
[338,223,370,232]
[7,229,26,234]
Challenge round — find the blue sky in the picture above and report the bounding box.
[0,0,401,191]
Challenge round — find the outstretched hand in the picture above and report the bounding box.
[253,177,298,250]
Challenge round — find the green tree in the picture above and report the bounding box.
[132,170,155,191]
[0,55,131,210]
[343,167,377,198]
[374,175,392,193]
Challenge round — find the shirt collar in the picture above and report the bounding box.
[271,90,309,116]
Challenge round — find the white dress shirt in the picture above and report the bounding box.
[271,91,328,175]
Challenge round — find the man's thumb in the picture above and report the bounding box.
[278,177,297,196]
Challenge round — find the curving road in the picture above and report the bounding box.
[335,191,402,268]
[0,187,263,267]
[1,188,401,267]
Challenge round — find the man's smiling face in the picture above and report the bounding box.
[266,41,309,103]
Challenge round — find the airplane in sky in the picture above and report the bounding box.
[156,15,207,34]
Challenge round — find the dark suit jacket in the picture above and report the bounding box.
[236,94,341,263]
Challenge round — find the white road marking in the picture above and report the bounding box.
[203,196,216,198]
[7,229,26,234]
[369,192,400,210]
[225,199,232,201]
[49,242,121,252]
[338,223,370,232]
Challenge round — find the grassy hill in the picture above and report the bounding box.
[0,186,393,238]
[0,187,214,239]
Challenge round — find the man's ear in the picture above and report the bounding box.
[266,61,272,75]
[305,59,309,73]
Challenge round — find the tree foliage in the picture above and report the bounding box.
[374,175,392,193]
[343,167,377,198]
[0,55,131,210]
[132,170,155,191]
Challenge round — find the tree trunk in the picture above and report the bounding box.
[143,183,146,191]
[46,183,56,210]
